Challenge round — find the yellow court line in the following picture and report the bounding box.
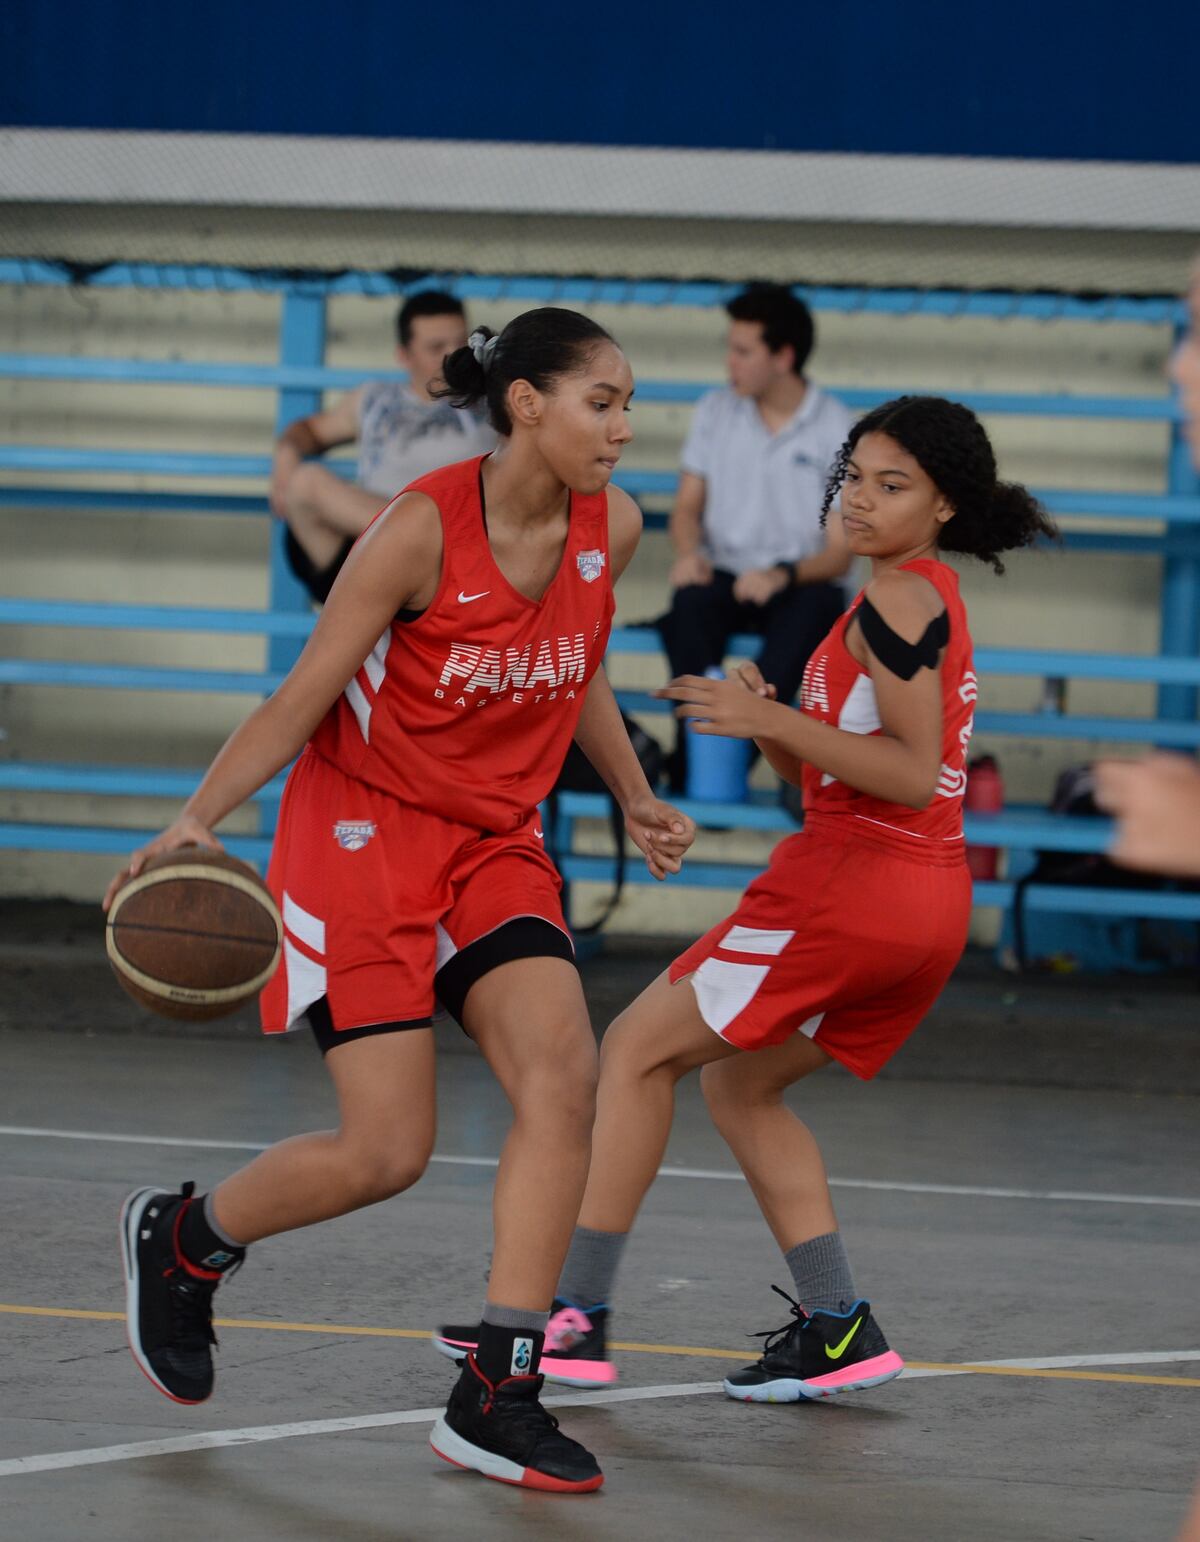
[2,1304,1197,1390]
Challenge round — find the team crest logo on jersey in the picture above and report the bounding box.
[577,549,605,583]
[333,820,376,851]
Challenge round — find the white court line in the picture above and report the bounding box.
[1,1353,1196,1480]
[2,1124,1198,1210]
[0,1384,725,1478]
[980,1351,1200,1370]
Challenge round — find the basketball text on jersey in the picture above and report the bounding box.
[434,627,601,707]
[308,456,614,832]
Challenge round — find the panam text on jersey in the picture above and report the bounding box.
[309,455,615,832]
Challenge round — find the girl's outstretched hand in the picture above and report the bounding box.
[655,673,778,740]
[102,816,224,911]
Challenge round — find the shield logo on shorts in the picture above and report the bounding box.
[333,820,376,851]
[577,549,605,583]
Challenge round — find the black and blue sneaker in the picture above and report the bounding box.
[724,1286,905,1403]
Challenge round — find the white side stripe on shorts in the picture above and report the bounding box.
[282,892,326,955]
[692,957,771,1034]
[434,921,458,973]
[283,938,326,1031]
[721,925,795,956]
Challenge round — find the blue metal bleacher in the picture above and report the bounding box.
[1,262,1197,936]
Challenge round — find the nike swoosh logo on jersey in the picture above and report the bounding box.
[825,1316,864,1360]
[534,829,544,840]
[457,590,490,604]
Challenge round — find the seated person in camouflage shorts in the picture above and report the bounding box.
[270,290,495,602]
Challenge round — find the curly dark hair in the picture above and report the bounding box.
[821,395,1058,574]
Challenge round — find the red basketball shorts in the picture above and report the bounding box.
[259,749,570,1036]
[669,813,971,1079]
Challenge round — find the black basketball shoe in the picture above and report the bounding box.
[120,1181,240,1404]
[433,1298,617,1388]
[430,1354,603,1493]
[723,1285,905,1403]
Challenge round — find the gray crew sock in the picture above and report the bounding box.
[784,1231,857,1316]
[557,1225,627,1310]
[203,1192,247,1250]
[481,1301,550,1335]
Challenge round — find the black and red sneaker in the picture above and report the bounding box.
[119,1181,240,1405]
[430,1354,603,1493]
[433,1298,617,1388]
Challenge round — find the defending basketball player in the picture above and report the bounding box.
[436,395,1058,1400]
[102,307,695,1493]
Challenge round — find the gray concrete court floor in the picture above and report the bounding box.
[1,919,1198,1541]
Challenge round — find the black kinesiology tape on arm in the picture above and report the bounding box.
[856,595,949,681]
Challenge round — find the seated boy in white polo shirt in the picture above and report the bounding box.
[662,284,855,788]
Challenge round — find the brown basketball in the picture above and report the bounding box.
[106,846,282,1021]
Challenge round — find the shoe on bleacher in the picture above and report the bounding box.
[723,1285,904,1403]
[433,1298,617,1388]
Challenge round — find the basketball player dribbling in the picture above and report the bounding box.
[436,395,1058,1400]
[103,307,696,1493]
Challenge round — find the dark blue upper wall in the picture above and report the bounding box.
[3,0,1198,165]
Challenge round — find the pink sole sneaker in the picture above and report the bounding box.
[724,1349,905,1403]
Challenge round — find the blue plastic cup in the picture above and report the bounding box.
[685,669,751,802]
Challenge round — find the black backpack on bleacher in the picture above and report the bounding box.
[1011,763,1198,969]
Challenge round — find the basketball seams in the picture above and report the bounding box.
[104,929,281,1006]
[107,919,282,947]
[106,849,283,1018]
[107,862,283,946]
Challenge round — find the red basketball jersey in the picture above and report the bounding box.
[799,558,976,844]
[309,455,614,832]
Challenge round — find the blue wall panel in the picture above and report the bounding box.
[2,0,1198,164]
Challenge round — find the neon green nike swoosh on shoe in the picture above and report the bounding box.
[825,1317,864,1360]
